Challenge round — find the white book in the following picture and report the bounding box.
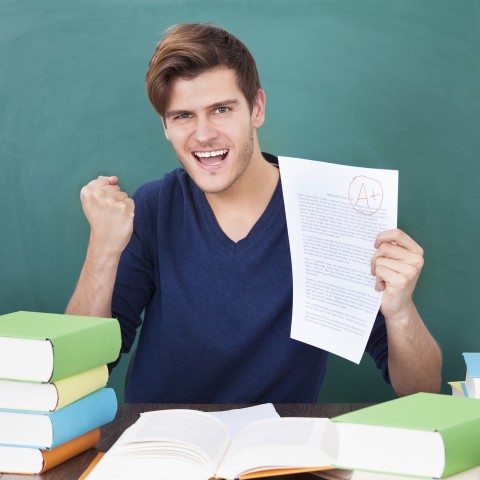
[313,466,480,480]
[0,365,108,411]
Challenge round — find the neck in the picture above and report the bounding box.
[205,149,279,242]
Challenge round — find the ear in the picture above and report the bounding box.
[161,117,170,141]
[251,89,266,128]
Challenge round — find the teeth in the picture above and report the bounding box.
[194,149,228,158]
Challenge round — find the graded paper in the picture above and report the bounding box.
[279,157,398,363]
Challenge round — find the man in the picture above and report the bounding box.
[66,23,441,402]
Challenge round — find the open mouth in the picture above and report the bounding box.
[193,149,229,167]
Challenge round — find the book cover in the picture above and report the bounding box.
[448,381,468,398]
[332,393,480,478]
[0,428,100,474]
[0,311,121,382]
[463,353,480,398]
[312,465,480,480]
[0,365,109,411]
[0,387,117,449]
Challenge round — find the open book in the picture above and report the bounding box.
[84,406,336,480]
[84,394,480,480]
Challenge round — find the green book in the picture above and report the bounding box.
[0,311,121,382]
[332,393,480,478]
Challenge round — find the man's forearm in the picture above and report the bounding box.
[66,175,135,318]
[386,304,442,397]
[66,250,121,318]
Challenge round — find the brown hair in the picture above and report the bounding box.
[145,23,261,118]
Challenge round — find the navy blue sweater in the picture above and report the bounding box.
[112,156,389,403]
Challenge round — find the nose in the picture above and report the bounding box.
[193,115,218,144]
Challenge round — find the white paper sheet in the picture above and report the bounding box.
[279,156,398,363]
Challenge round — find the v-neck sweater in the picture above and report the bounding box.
[112,154,389,403]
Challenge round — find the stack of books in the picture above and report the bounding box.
[449,352,480,398]
[0,311,121,475]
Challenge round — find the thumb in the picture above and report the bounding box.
[96,175,119,186]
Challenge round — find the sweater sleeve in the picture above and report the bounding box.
[111,183,157,362]
[365,311,391,384]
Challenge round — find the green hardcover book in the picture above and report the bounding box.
[0,311,121,383]
[332,393,480,479]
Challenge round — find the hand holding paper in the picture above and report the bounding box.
[372,229,425,321]
[279,156,441,395]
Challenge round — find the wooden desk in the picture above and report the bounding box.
[0,403,370,480]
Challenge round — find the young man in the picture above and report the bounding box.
[66,23,441,402]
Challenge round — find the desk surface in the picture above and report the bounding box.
[0,403,370,480]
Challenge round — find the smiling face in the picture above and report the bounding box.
[163,67,265,195]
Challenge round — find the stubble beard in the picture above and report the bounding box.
[174,128,254,195]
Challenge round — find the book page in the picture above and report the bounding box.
[209,403,280,437]
[124,410,230,468]
[279,157,398,363]
[216,417,339,479]
[84,405,281,480]
[85,410,231,480]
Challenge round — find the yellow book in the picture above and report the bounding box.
[0,365,108,411]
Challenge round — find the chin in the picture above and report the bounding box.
[194,174,238,195]
[197,182,232,195]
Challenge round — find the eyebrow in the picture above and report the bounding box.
[166,98,240,119]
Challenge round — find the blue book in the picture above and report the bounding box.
[463,352,480,398]
[0,387,117,449]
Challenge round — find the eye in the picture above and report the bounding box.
[214,106,230,114]
[174,112,192,120]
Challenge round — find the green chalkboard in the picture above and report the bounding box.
[1,0,478,402]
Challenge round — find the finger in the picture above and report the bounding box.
[374,264,409,292]
[374,257,419,279]
[374,229,423,255]
[371,242,424,274]
[123,198,135,216]
[370,244,425,275]
[375,279,385,292]
[94,175,117,187]
[82,177,117,198]
[101,184,121,193]
[374,242,411,261]
[96,175,119,185]
[109,191,129,202]
[371,250,423,277]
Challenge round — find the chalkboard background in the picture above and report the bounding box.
[1,0,478,402]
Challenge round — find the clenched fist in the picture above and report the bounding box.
[80,176,135,257]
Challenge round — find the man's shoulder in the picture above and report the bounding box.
[133,167,190,201]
